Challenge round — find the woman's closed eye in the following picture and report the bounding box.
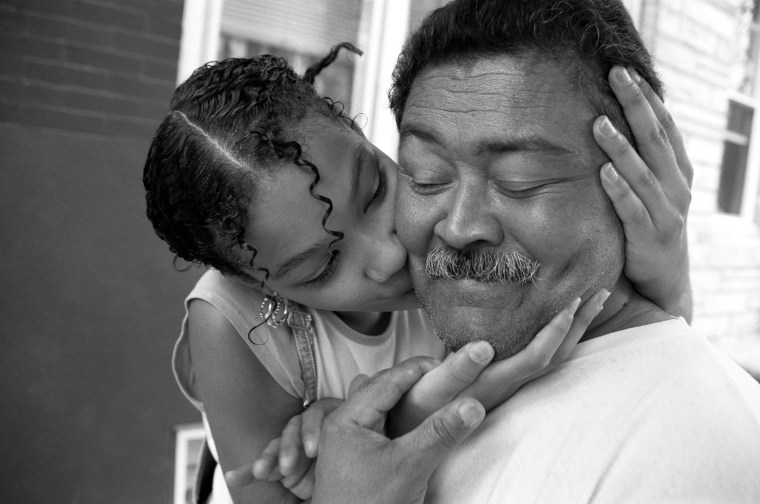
[304,251,341,288]
[364,167,387,212]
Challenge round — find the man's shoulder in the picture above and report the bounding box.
[580,318,760,409]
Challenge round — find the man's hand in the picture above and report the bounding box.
[311,358,486,504]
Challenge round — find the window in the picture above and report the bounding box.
[172,423,205,504]
[217,0,363,108]
[718,0,760,221]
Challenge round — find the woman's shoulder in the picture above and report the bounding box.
[190,269,265,302]
[184,274,306,399]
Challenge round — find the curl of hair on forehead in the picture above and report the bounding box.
[252,128,345,255]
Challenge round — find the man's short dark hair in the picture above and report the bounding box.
[390,0,663,139]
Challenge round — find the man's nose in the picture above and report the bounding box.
[434,183,503,249]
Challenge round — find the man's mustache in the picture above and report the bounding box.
[424,246,540,285]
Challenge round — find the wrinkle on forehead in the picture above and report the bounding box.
[406,59,578,118]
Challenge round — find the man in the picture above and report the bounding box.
[311,0,760,503]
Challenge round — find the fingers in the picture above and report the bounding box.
[446,341,495,383]
[342,357,438,429]
[282,460,316,500]
[252,437,283,482]
[226,438,285,488]
[416,341,494,399]
[278,414,304,477]
[517,297,581,370]
[605,66,683,190]
[594,115,671,224]
[225,463,257,489]
[301,398,342,458]
[348,373,369,397]
[385,343,492,438]
[395,397,485,469]
[551,289,610,364]
[629,68,694,187]
[599,160,656,237]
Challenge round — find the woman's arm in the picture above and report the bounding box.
[188,299,305,503]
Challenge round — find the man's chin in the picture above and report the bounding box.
[421,302,543,361]
[416,279,557,361]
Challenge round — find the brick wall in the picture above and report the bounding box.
[0,0,181,138]
[0,2,201,504]
[651,0,760,348]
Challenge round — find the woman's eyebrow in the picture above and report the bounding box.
[272,242,328,281]
[349,146,372,205]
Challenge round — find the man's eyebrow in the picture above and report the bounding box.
[473,136,572,156]
[273,242,328,281]
[399,124,439,151]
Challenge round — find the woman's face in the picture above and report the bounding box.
[242,115,419,312]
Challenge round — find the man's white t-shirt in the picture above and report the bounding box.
[426,319,760,504]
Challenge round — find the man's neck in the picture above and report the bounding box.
[580,277,673,343]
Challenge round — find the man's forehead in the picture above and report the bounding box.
[406,59,591,126]
[406,58,589,128]
[423,50,570,81]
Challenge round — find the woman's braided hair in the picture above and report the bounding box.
[143,43,361,283]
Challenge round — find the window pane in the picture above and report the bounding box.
[219,0,363,104]
[718,141,750,214]
[409,0,449,32]
[719,101,754,215]
[727,100,754,136]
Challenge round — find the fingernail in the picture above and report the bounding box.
[468,341,494,363]
[602,162,619,181]
[304,440,316,457]
[596,289,611,310]
[567,297,581,315]
[252,460,266,478]
[458,402,485,427]
[599,116,616,138]
[629,68,642,84]
[616,67,633,85]
[224,471,235,484]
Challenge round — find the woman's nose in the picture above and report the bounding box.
[365,233,407,283]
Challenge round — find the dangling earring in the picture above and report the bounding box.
[260,292,289,328]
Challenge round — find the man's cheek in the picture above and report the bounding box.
[396,193,436,255]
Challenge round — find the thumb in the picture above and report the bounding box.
[397,398,485,473]
[348,373,369,396]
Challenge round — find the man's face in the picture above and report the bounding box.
[396,54,624,359]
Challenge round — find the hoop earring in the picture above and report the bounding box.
[260,292,289,328]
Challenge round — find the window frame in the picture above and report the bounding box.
[730,90,760,220]
[718,0,760,221]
